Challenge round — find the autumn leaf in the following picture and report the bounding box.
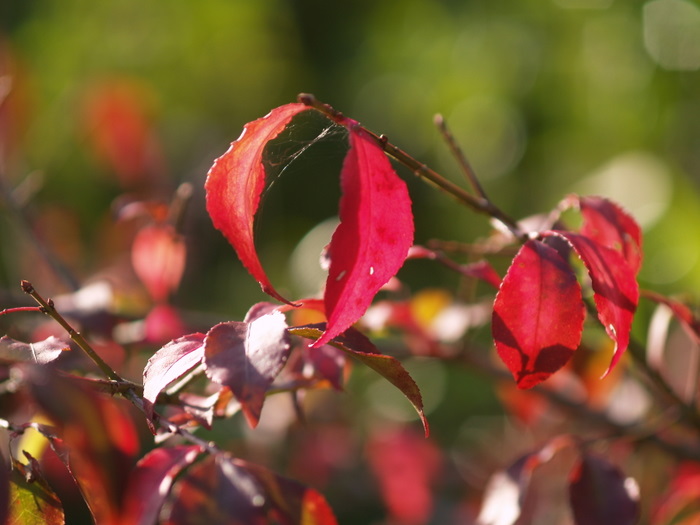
[493,239,585,389]
[9,455,64,525]
[131,223,186,302]
[0,335,69,365]
[205,103,309,305]
[289,324,428,436]
[313,127,413,348]
[204,309,291,428]
[545,231,639,376]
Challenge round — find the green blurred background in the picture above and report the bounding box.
[2,0,700,522]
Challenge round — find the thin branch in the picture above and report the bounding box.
[297,93,525,240]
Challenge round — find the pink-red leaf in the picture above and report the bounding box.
[142,333,206,421]
[120,445,202,525]
[0,335,69,365]
[313,127,413,347]
[204,103,308,305]
[204,310,290,428]
[568,454,639,525]
[546,231,639,375]
[131,223,186,302]
[577,195,643,276]
[492,239,585,389]
[289,324,428,436]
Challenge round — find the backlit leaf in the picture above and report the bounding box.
[204,310,290,428]
[289,324,428,436]
[577,196,642,276]
[546,231,639,376]
[120,445,202,525]
[568,453,639,525]
[143,333,206,421]
[204,103,309,305]
[9,456,64,525]
[493,239,585,389]
[313,127,413,348]
[0,336,69,365]
[131,223,186,303]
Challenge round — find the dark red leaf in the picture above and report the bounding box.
[204,310,290,428]
[0,335,69,365]
[205,103,309,305]
[577,195,643,276]
[569,453,639,525]
[131,223,186,302]
[492,239,585,389]
[546,231,639,376]
[289,324,428,436]
[120,445,202,525]
[9,456,64,525]
[313,127,413,348]
[165,454,267,525]
[143,333,206,421]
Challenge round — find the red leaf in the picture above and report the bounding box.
[493,239,585,389]
[642,290,700,345]
[569,454,639,525]
[204,103,309,305]
[366,427,441,524]
[652,462,700,524]
[142,333,206,421]
[313,127,413,348]
[204,310,291,428]
[120,445,202,525]
[289,325,428,436]
[546,231,639,376]
[131,223,186,302]
[0,335,69,365]
[577,196,643,276]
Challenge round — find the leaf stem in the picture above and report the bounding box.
[20,280,123,382]
[0,306,42,316]
[297,93,525,240]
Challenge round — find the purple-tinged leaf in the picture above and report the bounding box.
[313,127,413,348]
[204,311,290,428]
[120,445,202,525]
[205,103,309,305]
[9,455,64,525]
[290,324,428,436]
[143,333,206,421]
[577,195,643,276]
[569,454,639,525]
[0,335,69,365]
[493,239,585,389]
[545,231,639,376]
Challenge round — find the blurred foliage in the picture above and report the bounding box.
[2,0,700,522]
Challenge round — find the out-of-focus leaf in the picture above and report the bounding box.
[131,223,186,303]
[0,336,69,365]
[204,103,308,305]
[25,366,138,525]
[204,311,290,428]
[143,304,189,344]
[143,333,206,421]
[289,324,428,436]
[366,427,441,524]
[119,445,202,525]
[568,453,639,525]
[643,290,700,344]
[546,231,639,376]
[652,463,700,525]
[313,127,413,348]
[576,195,643,276]
[0,452,8,525]
[493,239,585,389]
[9,455,64,525]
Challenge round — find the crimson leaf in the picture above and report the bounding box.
[289,324,428,436]
[142,333,206,422]
[493,239,585,389]
[545,231,639,376]
[313,127,413,348]
[120,445,202,525]
[204,103,309,305]
[204,310,291,428]
[568,453,639,525]
[577,195,643,276]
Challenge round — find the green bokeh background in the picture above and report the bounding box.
[2,0,700,522]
